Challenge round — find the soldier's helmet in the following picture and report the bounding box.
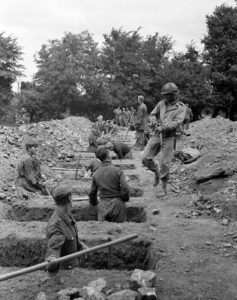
[161,82,179,95]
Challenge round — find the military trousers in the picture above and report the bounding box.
[142,134,175,180]
[98,198,127,223]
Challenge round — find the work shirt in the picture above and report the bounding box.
[86,158,101,175]
[112,142,131,159]
[16,153,43,192]
[89,160,130,205]
[136,103,148,131]
[150,100,186,136]
[45,210,81,270]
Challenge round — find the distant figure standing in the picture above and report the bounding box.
[182,103,193,132]
[135,95,148,151]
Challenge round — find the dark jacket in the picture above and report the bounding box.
[45,210,81,270]
[136,103,148,131]
[16,154,43,192]
[113,142,131,159]
[86,158,101,175]
[89,160,130,205]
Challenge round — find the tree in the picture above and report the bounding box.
[202,4,237,119]
[0,32,23,116]
[161,43,211,119]
[101,28,173,111]
[34,31,102,119]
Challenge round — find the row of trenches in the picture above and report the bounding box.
[1,153,156,275]
[0,233,157,270]
[7,200,147,223]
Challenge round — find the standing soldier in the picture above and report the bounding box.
[89,147,130,222]
[45,185,86,275]
[135,95,148,151]
[142,83,186,196]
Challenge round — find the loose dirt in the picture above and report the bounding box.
[0,116,236,299]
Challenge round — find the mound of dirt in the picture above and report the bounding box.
[0,116,92,200]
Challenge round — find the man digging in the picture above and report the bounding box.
[45,185,87,275]
[16,137,48,196]
[142,82,186,197]
[89,147,130,222]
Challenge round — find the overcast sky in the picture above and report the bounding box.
[0,0,236,80]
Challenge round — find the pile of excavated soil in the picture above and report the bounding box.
[175,117,237,221]
[0,117,92,201]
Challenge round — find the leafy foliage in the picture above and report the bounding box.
[202,4,237,119]
[0,32,23,115]
[34,31,102,118]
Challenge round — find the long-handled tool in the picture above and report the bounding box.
[75,154,82,179]
[0,234,138,282]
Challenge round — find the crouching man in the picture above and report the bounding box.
[45,185,85,274]
[16,137,48,195]
[105,141,133,160]
[89,147,130,223]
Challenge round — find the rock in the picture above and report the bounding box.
[194,163,234,184]
[152,209,160,215]
[221,219,229,226]
[58,296,70,300]
[223,243,232,248]
[88,278,107,293]
[57,288,80,298]
[0,192,6,200]
[35,292,47,300]
[80,286,106,300]
[67,153,75,158]
[130,269,156,289]
[138,287,157,299]
[107,289,139,300]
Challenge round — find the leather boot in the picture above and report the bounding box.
[153,170,160,186]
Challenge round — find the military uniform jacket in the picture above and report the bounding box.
[89,160,130,205]
[136,103,148,131]
[150,100,186,136]
[16,153,43,192]
[45,210,81,269]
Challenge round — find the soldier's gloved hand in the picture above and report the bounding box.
[46,256,59,273]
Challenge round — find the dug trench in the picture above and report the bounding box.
[7,196,147,223]
[0,221,158,271]
[60,159,136,170]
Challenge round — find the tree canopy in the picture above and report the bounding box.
[202,3,237,119]
[0,32,23,116]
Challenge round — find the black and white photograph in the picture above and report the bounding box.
[0,0,236,299]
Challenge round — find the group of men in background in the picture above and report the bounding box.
[113,106,136,128]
